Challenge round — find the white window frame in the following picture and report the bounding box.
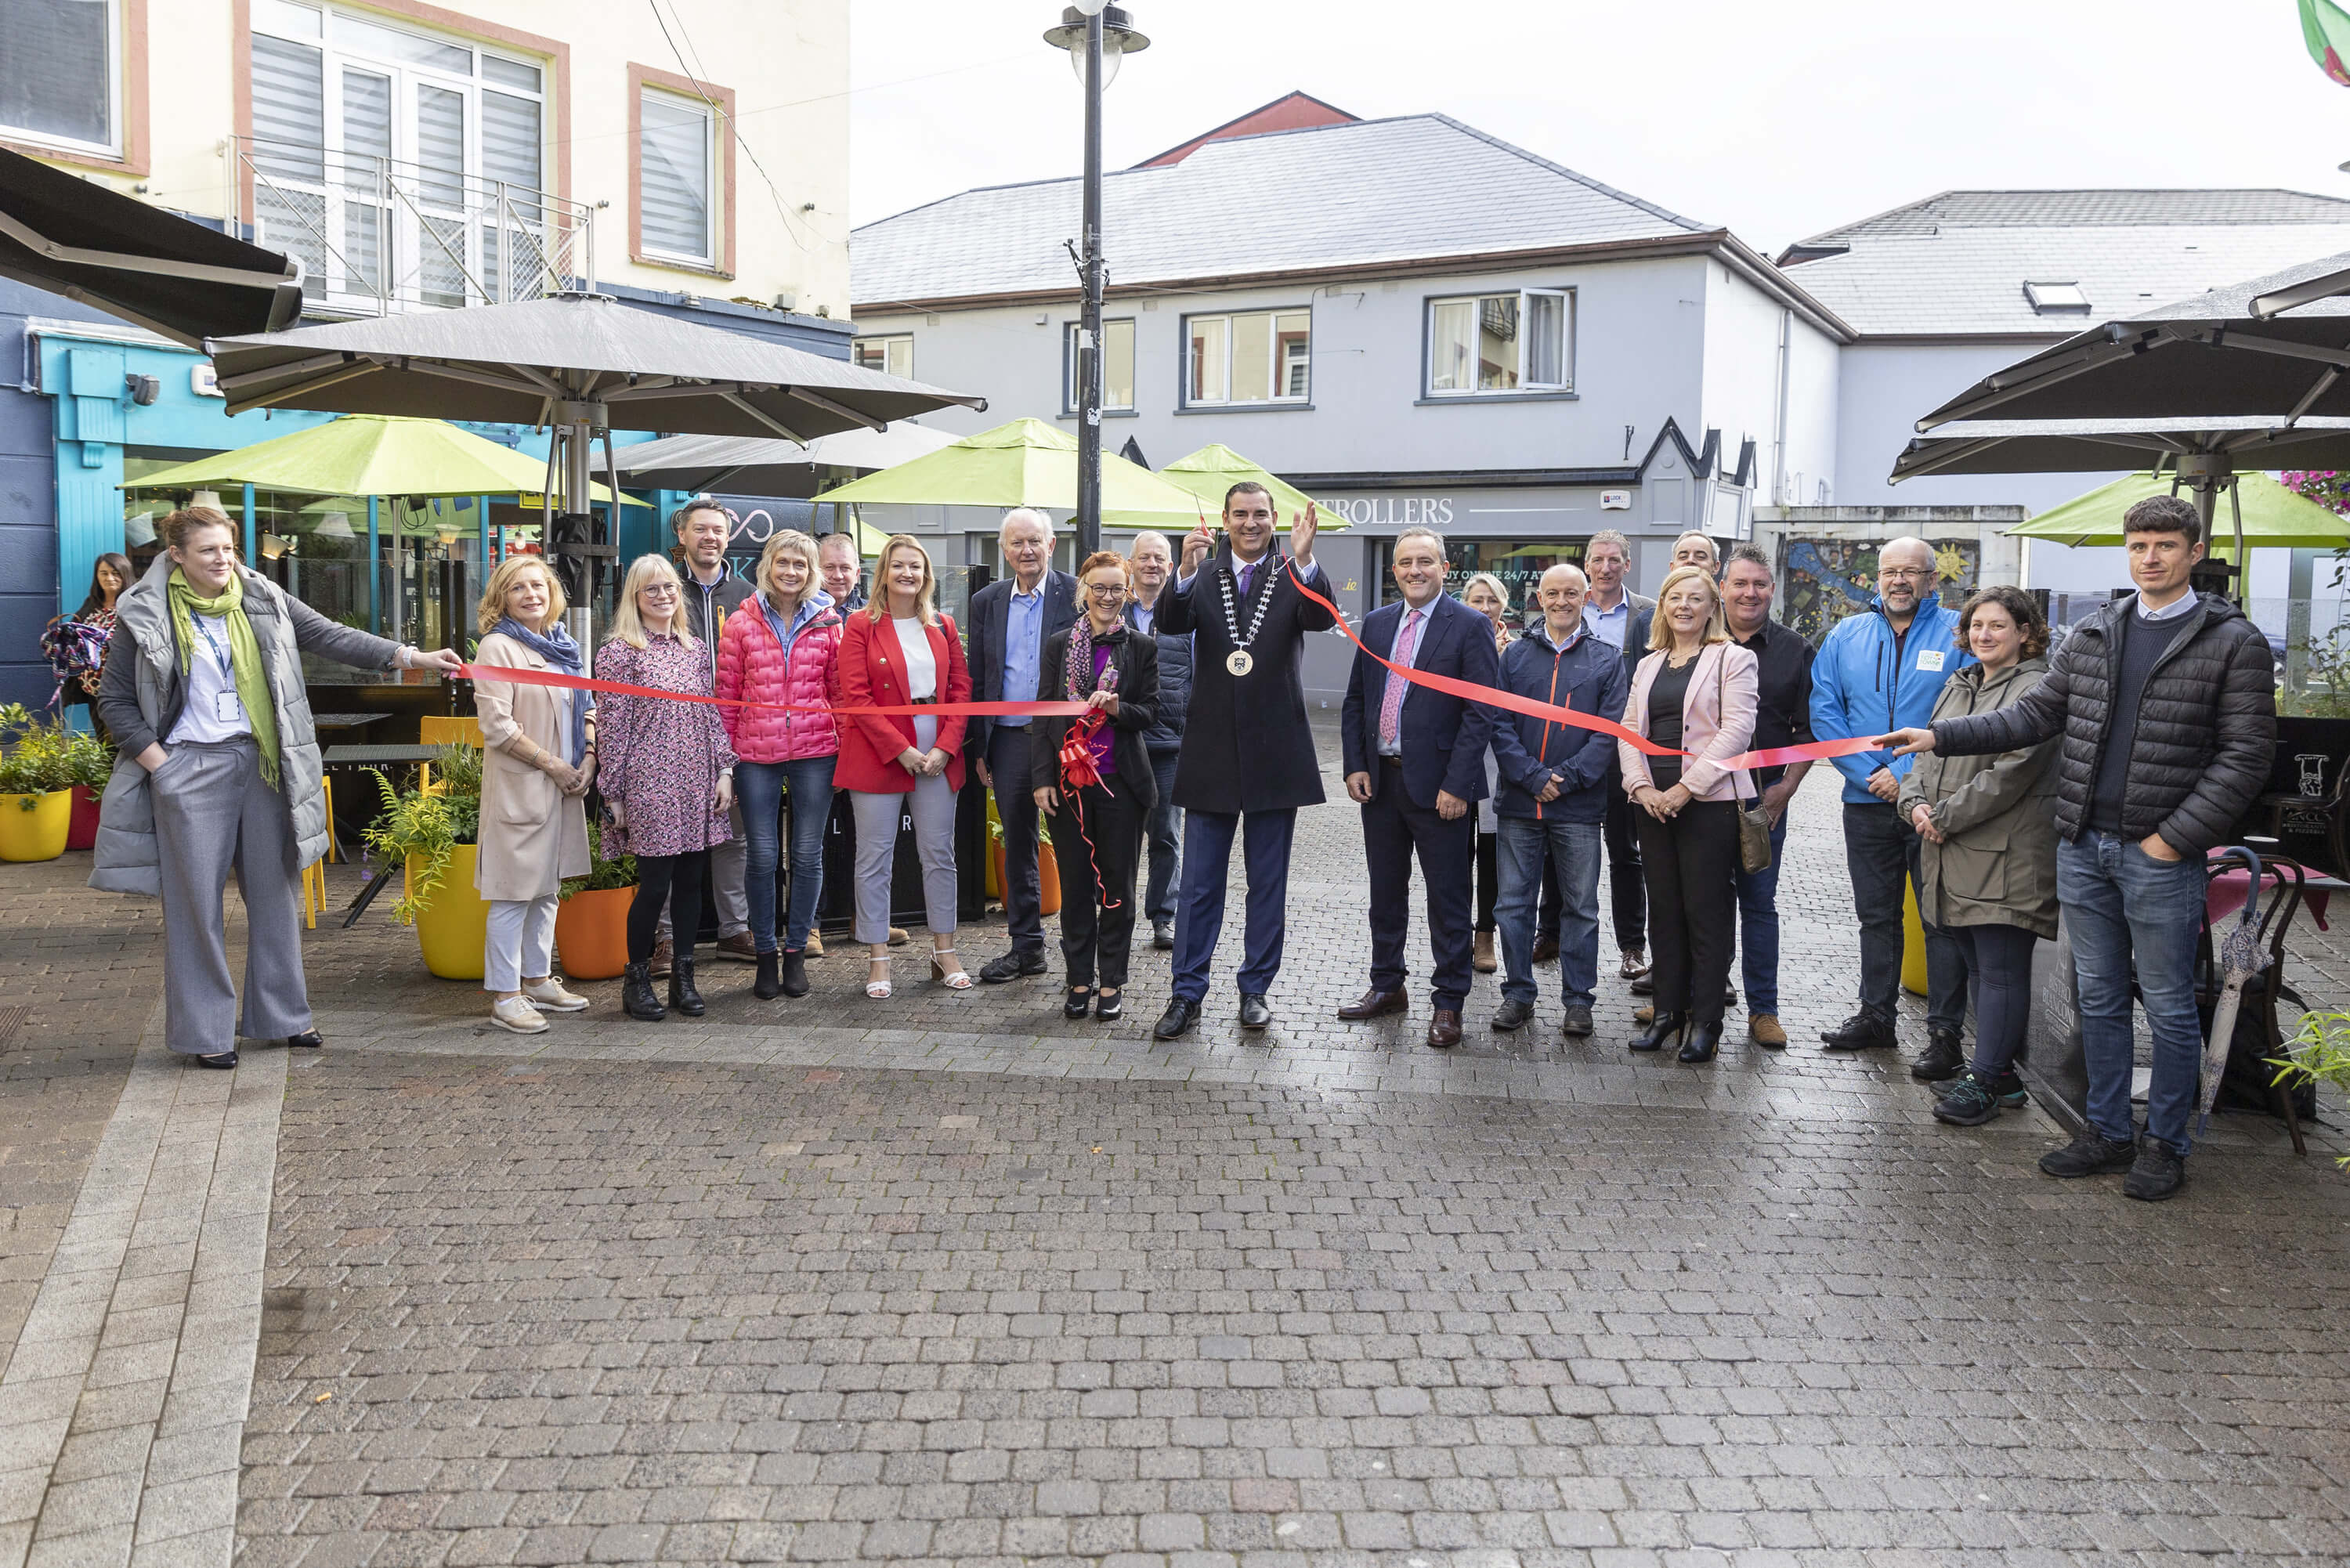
[1182,306,1312,407]
[1064,318,1135,414]
[637,85,717,267]
[852,334,913,379]
[1424,287,1574,396]
[3,0,124,158]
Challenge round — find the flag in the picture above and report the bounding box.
[2303,0,2350,85]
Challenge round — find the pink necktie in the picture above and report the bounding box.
[1380,608,1421,747]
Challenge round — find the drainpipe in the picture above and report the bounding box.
[1771,307,1791,511]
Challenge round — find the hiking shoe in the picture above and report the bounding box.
[1983,1068,2029,1107]
[1912,1027,1965,1082]
[1820,1010,1895,1050]
[2122,1140,2187,1202]
[1932,1071,2003,1127]
[646,940,673,979]
[2037,1127,2137,1180]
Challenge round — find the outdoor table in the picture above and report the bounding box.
[310,712,383,732]
[322,743,442,767]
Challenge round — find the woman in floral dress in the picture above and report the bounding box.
[596,554,737,1023]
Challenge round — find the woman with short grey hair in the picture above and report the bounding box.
[92,507,459,1068]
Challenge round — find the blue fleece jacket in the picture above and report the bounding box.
[1807,596,1972,804]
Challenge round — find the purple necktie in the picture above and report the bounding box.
[1235,558,1256,597]
[1380,608,1422,747]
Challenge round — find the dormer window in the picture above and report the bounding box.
[2024,280,2091,315]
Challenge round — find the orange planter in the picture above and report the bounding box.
[555,884,634,979]
[989,840,1063,916]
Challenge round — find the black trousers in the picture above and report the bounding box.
[1475,829,1499,932]
[1362,758,1476,1010]
[1603,771,1648,953]
[1047,780,1144,989]
[988,727,1047,952]
[1634,800,1737,1027]
[629,851,709,963]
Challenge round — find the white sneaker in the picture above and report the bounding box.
[490,995,548,1034]
[522,977,588,1012]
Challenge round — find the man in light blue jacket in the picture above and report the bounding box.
[1806,537,1973,1067]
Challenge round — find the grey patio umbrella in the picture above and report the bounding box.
[0,144,302,347]
[206,291,987,630]
[614,423,962,497]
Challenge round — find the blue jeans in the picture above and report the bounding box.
[2058,829,2207,1154]
[1735,811,1790,1013]
[1497,816,1601,1008]
[736,756,835,954]
[1144,748,1182,923]
[1844,802,1969,1031]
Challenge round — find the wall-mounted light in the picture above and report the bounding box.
[124,373,160,405]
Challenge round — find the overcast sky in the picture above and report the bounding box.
[848,0,2350,253]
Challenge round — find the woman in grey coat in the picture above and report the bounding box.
[1897,586,2059,1127]
[92,508,460,1068]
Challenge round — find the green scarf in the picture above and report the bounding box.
[167,568,281,787]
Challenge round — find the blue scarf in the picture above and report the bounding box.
[493,616,588,766]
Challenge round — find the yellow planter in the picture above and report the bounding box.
[0,789,72,862]
[410,844,490,981]
[1903,881,1929,997]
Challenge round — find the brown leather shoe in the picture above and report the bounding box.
[647,939,673,979]
[715,933,759,963]
[1472,930,1498,974]
[1530,935,1560,964]
[1748,1013,1788,1048]
[1634,1003,1654,1025]
[1426,1010,1462,1050]
[1336,988,1408,1021]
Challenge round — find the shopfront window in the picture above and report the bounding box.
[1375,537,1587,625]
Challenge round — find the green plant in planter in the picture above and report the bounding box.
[560,819,636,901]
[0,703,74,804]
[2275,1010,2350,1169]
[360,746,481,924]
[62,728,113,795]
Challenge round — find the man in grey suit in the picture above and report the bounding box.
[966,508,1079,982]
[1577,529,1654,978]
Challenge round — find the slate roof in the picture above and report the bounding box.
[1779,190,2350,338]
[851,114,1716,310]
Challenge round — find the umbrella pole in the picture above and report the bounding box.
[2230,479,2246,608]
[366,495,380,636]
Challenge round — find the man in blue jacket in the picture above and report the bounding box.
[1337,527,1499,1050]
[1807,537,1972,1064]
[1488,563,1627,1040]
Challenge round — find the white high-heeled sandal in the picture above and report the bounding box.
[931,948,974,990]
[866,956,891,999]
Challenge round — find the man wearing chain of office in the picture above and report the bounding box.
[1151,483,1336,1040]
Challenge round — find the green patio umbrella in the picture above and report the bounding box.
[121,414,643,504]
[2012,470,2350,557]
[815,417,1212,522]
[1156,443,1335,527]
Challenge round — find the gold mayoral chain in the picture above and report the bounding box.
[1218,554,1286,677]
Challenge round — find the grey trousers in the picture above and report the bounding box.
[656,800,747,942]
[151,736,310,1054]
[849,779,958,946]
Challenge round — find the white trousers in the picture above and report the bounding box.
[485,894,558,992]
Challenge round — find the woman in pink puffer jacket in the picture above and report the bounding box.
[716,529,844,1000]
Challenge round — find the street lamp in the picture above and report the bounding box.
[1042,2,1148,557]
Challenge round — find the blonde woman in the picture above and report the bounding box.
[1460,571,1516,973]
[1617,565,1759,1064]
[473,555,594,1034]
[833,536,974,996]
[598,554,738,1023]
[717,529,846,1000]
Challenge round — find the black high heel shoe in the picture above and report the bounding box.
[1065,986,1095,1019]
[1094,988,1123,1022]
[1629,1010,1687,1053]
[1678,1019,1723,1064]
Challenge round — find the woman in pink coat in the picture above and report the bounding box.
[716,529,844,1000]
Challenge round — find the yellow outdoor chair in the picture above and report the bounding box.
[418,714,483,796]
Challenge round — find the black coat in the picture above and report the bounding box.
[1932,591,2275,854]
[1155,544,1338,813]
[1025,623,1159,809]
[1126,598,1191,753]
[1339,594,1498,810]
[966,569,1079,757]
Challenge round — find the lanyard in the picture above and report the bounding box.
[193,616,235,683]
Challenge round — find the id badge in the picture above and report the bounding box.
[215,690,245,723]
[1916,649,1945,672]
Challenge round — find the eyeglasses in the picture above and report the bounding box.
[639,583,681,600]
[1878,566,1936,581]
[1085,583,1128,600]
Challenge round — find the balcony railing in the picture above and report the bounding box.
[230,136,594,316]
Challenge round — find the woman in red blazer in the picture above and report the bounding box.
[836,535,974,997]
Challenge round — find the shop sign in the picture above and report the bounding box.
[1315,494,1455,527]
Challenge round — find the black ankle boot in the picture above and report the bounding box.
[778,948,810,999]
[669,955,706,1017]
[623,961,666,1021]
[1677,1019,1723,1063]
[1629,1010,1687,1053]
[753,951,783,1000]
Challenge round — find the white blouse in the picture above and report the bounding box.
[893,617,937,699]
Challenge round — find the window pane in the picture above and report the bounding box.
[481,90,541,191]
[483,55,540,92]
[0,0,111,147]
[252,0,320,39]
[1275,312,1310,399]
[339,68,389,189]
[1525,292,1567,386]
[250,34,324,181]
[334,12,471,74]
[854,336,909,376]
[886,338,912,379]
[415,86,465,208]
[1428,300,1474,392]
[639,92,712,260]
[1229,313,1272,403]
[1477,294,1519,391]
[1104,319,1134,410]
[1189,316,1227,403]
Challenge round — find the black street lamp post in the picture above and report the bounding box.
[1043,4,1148,558]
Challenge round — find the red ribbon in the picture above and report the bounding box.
[1280,574,1878,775]
[457,662,1091,720]
[1052,710,1120,911]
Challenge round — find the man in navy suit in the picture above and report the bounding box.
[966,508,1079,982]
[1337,527,1499,1050]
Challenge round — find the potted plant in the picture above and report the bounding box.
[2274,1011,2350,1170]
[986,815,1061,916]
[62,726,112,852]
[361,746,488,980]
[555,820,636,980]
[0,703,74,862]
